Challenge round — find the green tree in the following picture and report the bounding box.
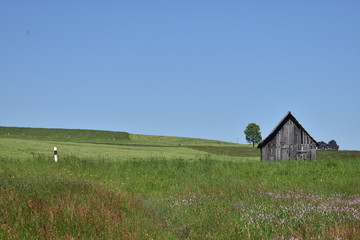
[244,123,262,148]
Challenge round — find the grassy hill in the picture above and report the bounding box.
[1,126,359,161]
[129,133,238,146]
[0,126,130,144]
[0,126,238,146]
[0,126,255,162]
[1,126,359,239]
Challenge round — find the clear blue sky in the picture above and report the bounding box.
[1,1,360,150]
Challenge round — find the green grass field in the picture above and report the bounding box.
[1,127,359,239]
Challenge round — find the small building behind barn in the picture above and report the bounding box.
[258,111,318,161]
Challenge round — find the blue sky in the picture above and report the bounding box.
[1,1,360,150]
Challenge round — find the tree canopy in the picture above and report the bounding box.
[244,123,262,148]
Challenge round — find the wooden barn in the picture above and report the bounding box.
[257,111,318,161]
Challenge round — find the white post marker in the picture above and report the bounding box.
[54,147,58,162]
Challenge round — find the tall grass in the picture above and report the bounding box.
[0,157,174,239]
[1,127,359,239]
[1,154,359,239]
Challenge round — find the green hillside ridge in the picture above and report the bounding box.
[129,133,240,146]
[0,126,256,161]
[1,126,359,160]
[0,126,240,147]
[0,126,130,144]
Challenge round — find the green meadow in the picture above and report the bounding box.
[0,127,359,239]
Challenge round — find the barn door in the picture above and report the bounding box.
[281,145,290,161]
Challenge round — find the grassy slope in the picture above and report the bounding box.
[129,134,238,146]
[1,126,360,239]
[188,145,259,157]
[0,138,224,162]
[0,126,239,147]
[0,126,252,162]
[0,126,130,144]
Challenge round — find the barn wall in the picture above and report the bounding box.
[260,118,317,161]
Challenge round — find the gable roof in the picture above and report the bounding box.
[257,111,318,149]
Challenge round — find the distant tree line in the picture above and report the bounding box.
[317,140,339,150]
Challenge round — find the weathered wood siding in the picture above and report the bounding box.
[260,118,317,161]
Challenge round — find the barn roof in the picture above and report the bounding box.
[257,111,318,149]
